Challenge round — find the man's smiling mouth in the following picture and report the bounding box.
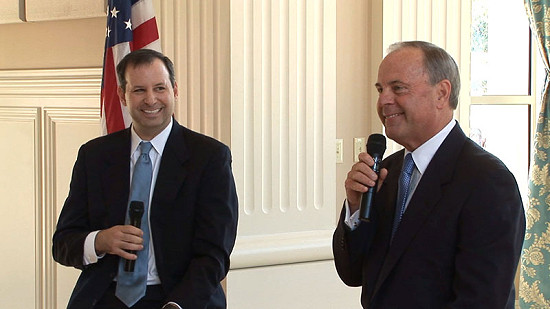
[385,112,404,119]
[143,108,162,114]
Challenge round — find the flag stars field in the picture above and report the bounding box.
[110,7,119,18]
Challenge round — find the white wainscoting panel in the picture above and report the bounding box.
[230,0,337,268]
[227,260,361,309]
[0,107,40,308]
[0,0,23,24]
[44,108,101,309]
[0,67,102,308]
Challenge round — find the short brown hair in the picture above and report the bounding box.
[116,49,176,91]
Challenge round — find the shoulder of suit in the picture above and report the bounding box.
[80,128,129,153]
[461,138,509,171]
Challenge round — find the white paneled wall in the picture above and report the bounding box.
[45,108,102,309]
[0,107,40,308]
[0,0,22,24]
[228,0,343,307]
[0,0,104,24]
[0,68,102,309]
[230,0,336,259]
[22,0,105,22]
[228,260,361,309]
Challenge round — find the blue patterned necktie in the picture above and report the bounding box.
[116,141,153,307]
[391,153,415,240]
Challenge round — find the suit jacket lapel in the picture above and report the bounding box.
[376,153,403,245]
[152,121,190,211]
[371,124,468,299]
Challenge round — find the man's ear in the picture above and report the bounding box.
[436,79,451,107]
[117,86,127,106]
[173,81,179,100]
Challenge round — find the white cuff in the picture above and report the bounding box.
[163,302,183,309]
[344,200,361,231]
[83,230,104,265]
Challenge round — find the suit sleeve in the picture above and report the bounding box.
[449,167,525,308]
[333,202,376,287]
[167,145,239,307]
[52,144,91,269]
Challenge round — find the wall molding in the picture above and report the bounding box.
[231,230,334,269]
[0,68,102,98]
[230,0,337,244]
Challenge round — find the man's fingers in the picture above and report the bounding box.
[95,225,144,257]
[119,225,144,237]
[357,152,374,165]
[345,174,370,193]
[116,248,138,260]
[347,163,379,189]
[345,156,388,211]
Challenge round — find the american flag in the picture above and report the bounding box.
[101,0,161,134]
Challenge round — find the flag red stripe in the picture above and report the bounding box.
[132,18,159,50]
[102,49,126,133]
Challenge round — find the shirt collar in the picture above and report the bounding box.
[130,118,173,156]
[406,119,456,174]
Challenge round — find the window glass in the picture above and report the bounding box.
[471,0,530,96]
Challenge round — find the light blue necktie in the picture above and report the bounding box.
[391,153,415,240]
[116,141,153,307]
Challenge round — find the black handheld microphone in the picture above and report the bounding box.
[124,201,144,272]
[359,134,386,222]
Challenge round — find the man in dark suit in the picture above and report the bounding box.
[333,41,525,308]
[53,49,238,309]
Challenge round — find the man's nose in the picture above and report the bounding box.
[378,89,394,105]
[144,90,156,104]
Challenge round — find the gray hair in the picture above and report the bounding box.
[388,41,461,109]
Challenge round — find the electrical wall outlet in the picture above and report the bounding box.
[353,137,366,162]
[336,139,343,163]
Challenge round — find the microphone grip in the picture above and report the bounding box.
[124,201,143,272]
[124,255,136,272]
[359,156,382,222]
[124,215,142,272]
[359,185,376,222]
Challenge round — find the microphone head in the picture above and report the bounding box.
[367,134,386,158]
[129,201,144,220]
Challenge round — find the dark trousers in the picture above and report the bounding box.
[94,283,165,309]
